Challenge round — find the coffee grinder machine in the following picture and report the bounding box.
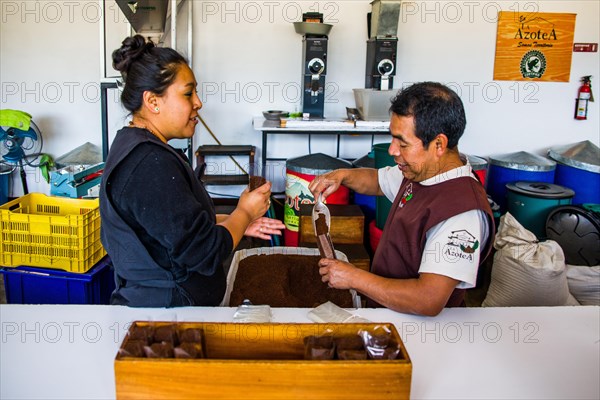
[366,38,397,90]
[365,1,401,91]
[294,13,333,119]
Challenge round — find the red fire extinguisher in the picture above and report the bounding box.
[574,75,594,120]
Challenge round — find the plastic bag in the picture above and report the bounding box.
[232,301,272,323]
[303,332,371,360]
[358,325,400,360]
[307,301,370,323]
[303,333,335,360]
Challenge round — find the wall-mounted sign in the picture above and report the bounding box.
[493,11,576,82]
[573,43,598,52]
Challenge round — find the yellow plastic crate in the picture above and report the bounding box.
[0,193,106,273]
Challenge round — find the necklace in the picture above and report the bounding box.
[128,121,166,143]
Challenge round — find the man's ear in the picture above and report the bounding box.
[433,134,449,155]
[142,91,160,114]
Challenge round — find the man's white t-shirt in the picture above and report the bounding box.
[377,160,490,289]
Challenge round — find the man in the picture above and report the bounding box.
[309,82,494,316]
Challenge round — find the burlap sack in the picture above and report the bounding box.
[482,212,579,307]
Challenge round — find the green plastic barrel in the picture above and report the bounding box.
[507,181,574,239]
[373,143,395,229]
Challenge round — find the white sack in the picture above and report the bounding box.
[483,212,579,307]
[566,264,600,306]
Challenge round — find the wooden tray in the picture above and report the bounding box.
[115,322,412,399]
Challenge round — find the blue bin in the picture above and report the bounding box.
[0,256,115,304]
[487,151,556,213]
[352,152,376,221]
[548,141,600,205]
[0,166,10,205]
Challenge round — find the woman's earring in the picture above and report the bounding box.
[154,107,160,112]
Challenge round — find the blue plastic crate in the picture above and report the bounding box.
[1,256,115,304]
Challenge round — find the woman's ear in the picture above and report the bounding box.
[142,91,160,114]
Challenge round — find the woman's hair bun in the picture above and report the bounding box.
[112,35,155,76]
[112,34,186,113]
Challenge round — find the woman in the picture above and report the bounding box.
[100,35,284,307]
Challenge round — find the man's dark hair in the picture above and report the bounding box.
[389,82,466,149]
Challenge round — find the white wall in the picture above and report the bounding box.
[1,0,598,197]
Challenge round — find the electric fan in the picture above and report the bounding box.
[0,110,44,194]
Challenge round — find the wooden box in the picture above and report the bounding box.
[299,204,364,244]
[115,321,412,399]
[299,204,371,271]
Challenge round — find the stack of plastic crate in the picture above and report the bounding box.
[0,193,114,304]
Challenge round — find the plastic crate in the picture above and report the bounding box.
[0,193,106,272]
[0,256,115,304]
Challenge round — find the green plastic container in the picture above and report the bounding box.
[373,143,395,229]
[507,181,574,239]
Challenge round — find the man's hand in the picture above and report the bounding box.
[318,258,360,290]
[308,170,346,200]
[309,168,383,199]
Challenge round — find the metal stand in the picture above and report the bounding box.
[18,159,28,195]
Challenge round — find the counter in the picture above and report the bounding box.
[1,305,598,399]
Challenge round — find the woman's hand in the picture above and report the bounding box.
[218,181,273,248]
[236,181,272,221]
[244,217,285,240]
